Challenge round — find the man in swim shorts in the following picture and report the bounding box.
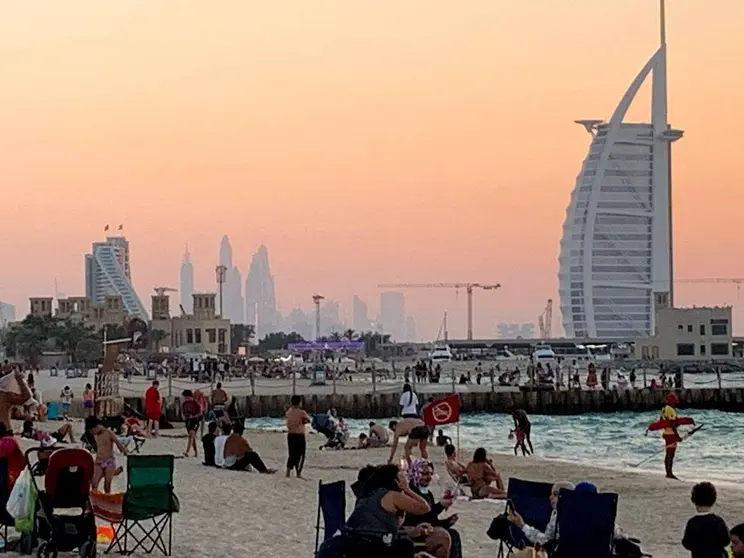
[387,417,429,465]
[86,416,128,493]
[661,392,681,480]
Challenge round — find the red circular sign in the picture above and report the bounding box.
[432,401,453,423]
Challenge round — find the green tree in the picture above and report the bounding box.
[329,331,342,341]
[230,324,256,354]
[101,323,128,341]
[342,329,357,341]
[149,328,169,353]
[257,331,305,352]
[359,331,391,356]
[2,315,56,364]
[55,319,99,364]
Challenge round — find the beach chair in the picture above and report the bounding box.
[493,478,554,558]
[553,489,618,558]
[444,466,470,498]
[106,455,180,556]
[314,480,346,555]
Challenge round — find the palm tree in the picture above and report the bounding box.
[342,329,357,341]
[150,329,169,353]
[329,331,342,342]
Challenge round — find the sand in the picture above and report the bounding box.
[6,421,743,557]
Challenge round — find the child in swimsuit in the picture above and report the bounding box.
[86,416,127,493]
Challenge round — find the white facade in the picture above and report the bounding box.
[85,236,148,320]
[558,1,682,339]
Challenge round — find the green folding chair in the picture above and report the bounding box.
[106,455,179,556]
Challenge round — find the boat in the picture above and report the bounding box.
[429,345,453,363]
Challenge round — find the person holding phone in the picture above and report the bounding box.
[404,459,461,558]
[507,482,575,547]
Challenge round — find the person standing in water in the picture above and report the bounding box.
[661,392,682,479]
[512,409,533,454]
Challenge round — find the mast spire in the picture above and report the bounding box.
[660,0,666,47]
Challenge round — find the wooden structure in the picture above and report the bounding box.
[94,338,129,418]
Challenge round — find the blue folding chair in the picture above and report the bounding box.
[553,489,618,558]
[495,478,555,558]
[314,480,347,556]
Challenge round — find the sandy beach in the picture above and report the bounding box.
[8,421,743,557]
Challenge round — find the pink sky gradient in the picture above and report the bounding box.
[1,1,743,338]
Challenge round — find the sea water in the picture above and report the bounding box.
[245,409,744,485]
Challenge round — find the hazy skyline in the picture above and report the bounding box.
[2,1,744,338]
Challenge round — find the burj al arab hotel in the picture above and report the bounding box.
[558,0,683,339]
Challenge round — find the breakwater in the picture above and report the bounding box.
[107,387,744,420]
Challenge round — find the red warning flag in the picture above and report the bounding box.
[422,394,461,426]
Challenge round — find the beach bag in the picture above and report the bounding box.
[7,467,31,520]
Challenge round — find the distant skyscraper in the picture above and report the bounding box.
[320,300,342,337]
[379,291,406,341]
[180,245,194,314]
[558,1,681,338]
[217,235,244,323]
[352,295,369,332]
[85,235,148,319]
[245,244,278,337]
[405,316,417,342]
[0,302,16,325]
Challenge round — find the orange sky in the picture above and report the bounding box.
[1,1,743,338]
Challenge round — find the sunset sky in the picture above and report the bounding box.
[1,1,743,339]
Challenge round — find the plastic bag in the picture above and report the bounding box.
[7,467,31,519]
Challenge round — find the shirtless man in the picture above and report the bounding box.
[86,416,128,493]
[367,422,390,448]
[0,370,32,433]
[211,382,228,419]
[387,417,429,464]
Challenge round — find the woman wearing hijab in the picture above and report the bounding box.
[403,459,460,558]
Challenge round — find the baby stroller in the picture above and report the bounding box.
[311,414,346,450]
[25,447,97,558]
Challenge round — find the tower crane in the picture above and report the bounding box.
[676,278,744,299]
[377,282,501,340]
[538,299,553,340]
[153,286,178,297]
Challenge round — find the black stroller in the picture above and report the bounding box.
[25,447,97,558]
[311,414,346,450]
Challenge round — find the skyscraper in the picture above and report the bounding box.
[405,316,417,342]
[180,245,194,314]
[85,235,148,319]
[379,291,405,341]
[217,235,245,323]
[558,0,682,339]
[245,244,278,337]
[352,295,369,332]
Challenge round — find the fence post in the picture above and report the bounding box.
[167,366,173,399]
[717,366,722,390]
[292,370,297,396]
[451,367,456,393]
[250,368,255,397]
[332,367,337,396]
[371,368,377,395]
[643,368,647,388]
[490,367,495,393]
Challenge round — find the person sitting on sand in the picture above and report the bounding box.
[214,422,230,468]
[342,463,431,558]
[682,481,730,558]
[507,482,574,551]
[435,430,452,448]
[444,445,468,485]
[388,418,430,465]
[123,410,145,437]
[21,418,75,444]
[223,421,276,473]
[465,447,505,499]
[201,421,218,467]
[404,459,461,558]
[368,422,390,447]
[86,416,128,493]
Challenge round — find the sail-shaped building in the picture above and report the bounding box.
[558,0,683,339]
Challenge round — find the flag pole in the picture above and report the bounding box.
[456,419,460,456]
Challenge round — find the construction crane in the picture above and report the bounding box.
[676,278,744,298]
[538,299,553,339]
[377,282,501,340]
[153,286,178,297]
